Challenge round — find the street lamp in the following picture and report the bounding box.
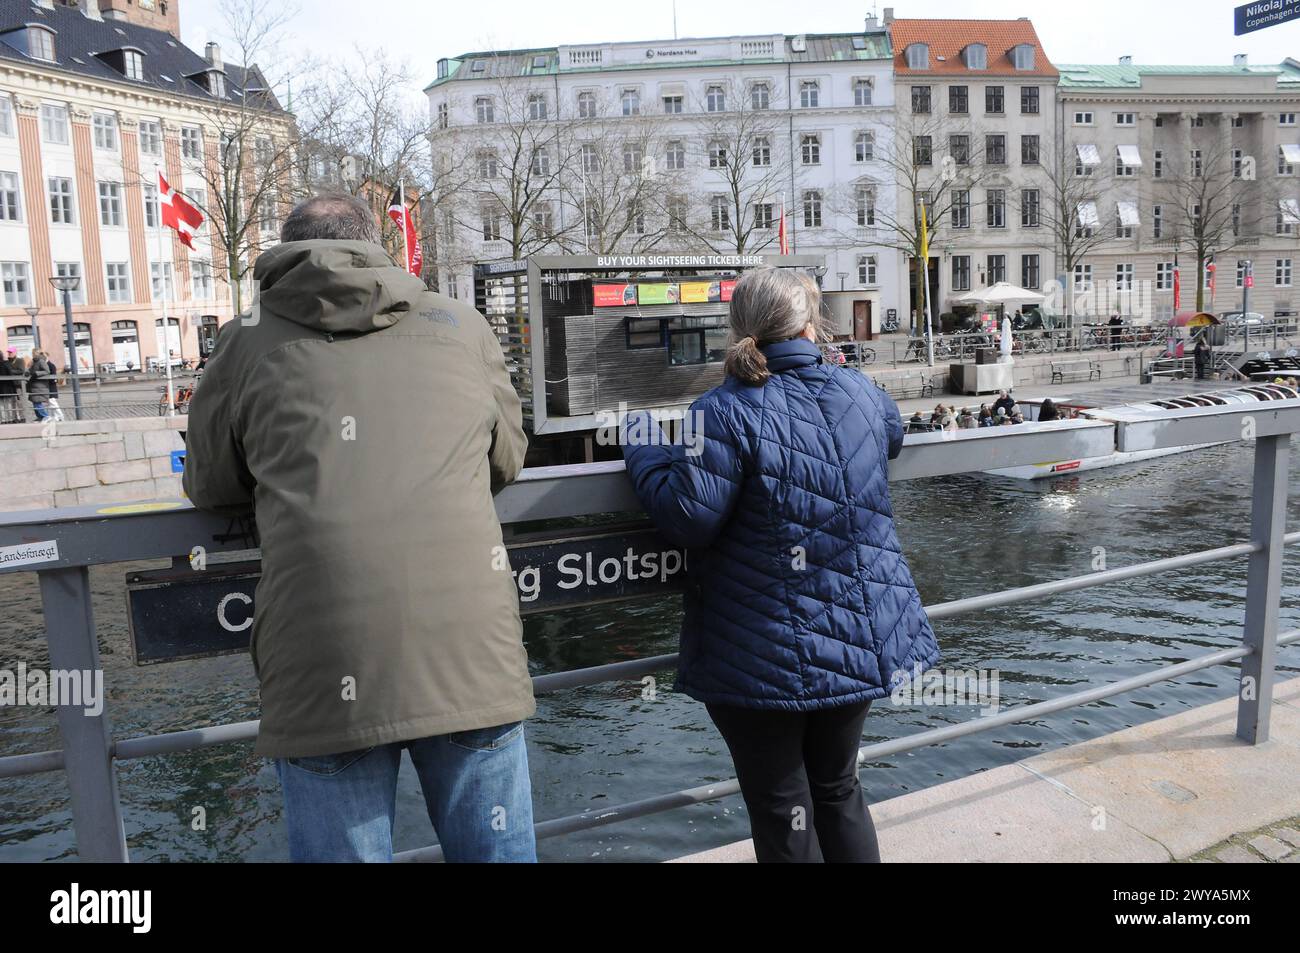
[22,305,41,350]
[837,271,848,291]
[814,264,827,290]
[48,274,83,421]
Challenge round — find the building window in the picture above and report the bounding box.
[1282,113,1297,126]
[1233,148,1244,178]
[986,254,1006,284]
[0,171,20,222]
[1116,153,1137,177]
[98,182,123,227]
[1153,149,1163,179]
[1021,86,1040,115]
[1115,112,1136,126]
[0,262,30,306]
[986,134,1006,165]
[138,119,161,156]
[209,71,226,98]
[855,187,875,226]
[1021,189,1040,227]
[705,85,725,112]
[853,79,872,106]
[105,263,130,303]
[986,189,1006,228]
[949,85,968,114]
[964,44,988,70]
[905,44,929,69]
[477,149,497,178]
[53,263,84,304]
[753,202,774,230]
[752,136,770,167]
[48,176,73,225]
[626,200,646,235]
[802,190,822,228]
[622,141,644,173]
[41,104,69,145]
[578,91,597,119]
[914,136,932,166]
[619,88,641,116]
[150,261,175,302]
[527,93,547,121]
[28,26,55,61]
[799,81,819,108]
[475,96,495,123]
[123,50,145,80]
[1021,254,1040,289]
[181,125,202,159]
[92,113,119,151]
[1277,258,1293,287]
[911,86,931,114]
[480,203,502,241]
[665,140,685,171]
[1191,149,1203,177]
[985,86,1004,115]
[710,195,730,232]
[951,190,970,229]
[952,255,971,292]
[0,96,12,137]
[800,134,820,165]
[857,254,878,286]
[1153,204,1163,239]
[582,143,599,174]
[1279,146,1296,176]
[708,140,726,168]
[950,134,970,165]
[663,95,682,114]
[1073,111,1094,126]
[1155,262,1173,291]
[531,148,550,176]
[626,318,664,350]
[854,130,873,162]
[667,195,687,233]
[254,136,273,166]
[435,102,448,129]
[1011,45,1036,70]
[532,205,554,239]
[1021,135,1040,165]
[750,82,770,110]
[1074,264,1093,291]
[583,198,598,239]
[192,260,213,299]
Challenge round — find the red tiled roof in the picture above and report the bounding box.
[891,18,1058,78]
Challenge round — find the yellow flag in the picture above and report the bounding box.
[919,199,929,262]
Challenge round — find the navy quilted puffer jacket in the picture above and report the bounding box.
[622,338,940,710]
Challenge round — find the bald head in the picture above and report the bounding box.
[281,193,379,244]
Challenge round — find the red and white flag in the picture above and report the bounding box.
[1173,253,1181,312]
[777,198,789,255]
[387,185,422,276]
[158,170,203,249]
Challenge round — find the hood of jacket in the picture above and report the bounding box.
[252,240,428,334]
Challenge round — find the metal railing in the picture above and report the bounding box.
[0,373,201,422]
[0,400,1298,862]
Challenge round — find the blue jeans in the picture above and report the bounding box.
[275,721,536,863]
[31,400,48,421]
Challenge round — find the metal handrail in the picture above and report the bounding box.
[0,400,1297,861]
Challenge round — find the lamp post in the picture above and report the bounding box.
[48,275,83,421]
[22,305,41,351]
[814,264,827,290]
[837,271,848,291]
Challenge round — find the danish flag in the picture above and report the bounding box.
[158,170,203,250]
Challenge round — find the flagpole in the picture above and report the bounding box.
[154,163,174,416]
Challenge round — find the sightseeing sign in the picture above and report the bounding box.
[1235,0,1300,34]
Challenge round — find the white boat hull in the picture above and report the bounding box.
[984,443,1224,480]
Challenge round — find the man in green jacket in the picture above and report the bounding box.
[183,194,535,862]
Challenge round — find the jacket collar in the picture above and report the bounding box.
[761,337,823,373]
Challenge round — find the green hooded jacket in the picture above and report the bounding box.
[183,241,533,758]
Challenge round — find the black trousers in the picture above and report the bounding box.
[706,700,881,863]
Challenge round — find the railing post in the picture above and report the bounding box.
[1236,432,1289,745]
[38,566,129,861]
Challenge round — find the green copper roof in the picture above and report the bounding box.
[1058,62,1300,88]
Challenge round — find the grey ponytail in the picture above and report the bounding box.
[724,267,821,386]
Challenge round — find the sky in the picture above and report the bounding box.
[180,0,1300,101]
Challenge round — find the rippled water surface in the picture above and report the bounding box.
[2,439,1298,862]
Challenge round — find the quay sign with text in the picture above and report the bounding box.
[1235,0,1300,34]
[125,526,688,664]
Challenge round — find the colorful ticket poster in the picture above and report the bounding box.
[594,283,638,308]
[680,281,713,303]
[720,279,737,302]
[637,283,679,305]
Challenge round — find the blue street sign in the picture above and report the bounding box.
[170,449,186,472]
[1235,0,1300,35]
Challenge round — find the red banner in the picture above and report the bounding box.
[593,284,638,308]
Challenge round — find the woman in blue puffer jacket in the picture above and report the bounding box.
[622,267,940,863]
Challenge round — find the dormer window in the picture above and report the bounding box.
[28,26,55,62]
[905,43,929,69]
[963,44,987,70]
[208,70,226,97]
[1011,44,1035,71]
[123,50,144,80]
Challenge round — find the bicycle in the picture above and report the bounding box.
[157,382,194,416]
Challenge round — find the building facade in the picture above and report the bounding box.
[426,20,904,330]
[0,0,286,372]
[1056,59,1300,323]
[889,18,1059,330]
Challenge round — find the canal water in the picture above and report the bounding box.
[2,439,1299,862]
